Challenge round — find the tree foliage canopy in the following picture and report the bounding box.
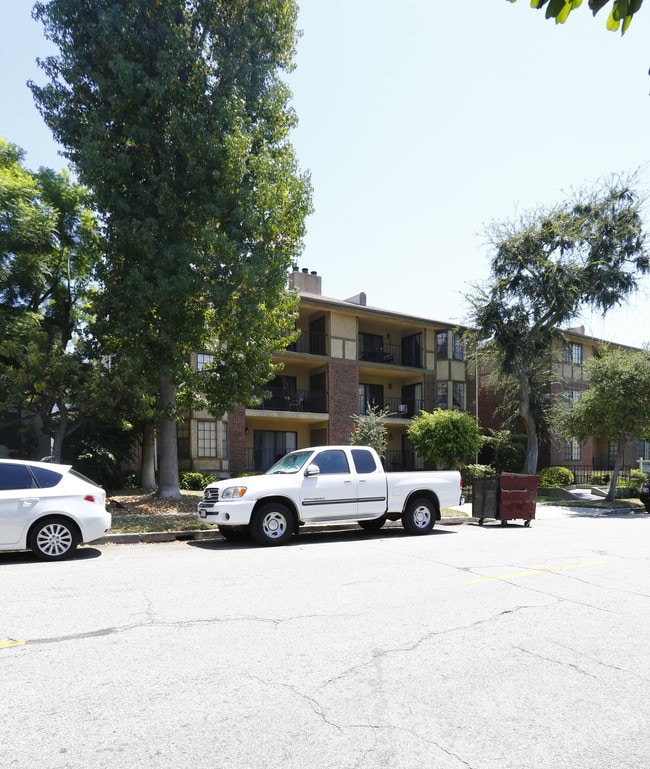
[466,177,648,473]
[407,410,483,469]
[30,1,312,495]
[0,138,109,461]
[507,0,644,34]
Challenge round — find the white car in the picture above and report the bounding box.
[0,459,111,560]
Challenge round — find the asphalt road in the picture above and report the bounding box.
[2,505,649,769]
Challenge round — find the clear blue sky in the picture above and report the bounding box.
[3,1,650,346]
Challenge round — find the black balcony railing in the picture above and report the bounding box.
[251,388,327,413]
[359,342,423,368]
[286,331,327,356]
[358,396,422,418]
[384,450,424,472]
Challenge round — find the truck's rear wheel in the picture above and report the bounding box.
[250,502,294,546]
[402,497,436,535]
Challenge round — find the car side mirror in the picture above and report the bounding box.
[305,464,320,477]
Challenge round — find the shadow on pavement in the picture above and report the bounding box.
[188,524,457,551]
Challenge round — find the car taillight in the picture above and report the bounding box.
[84,494,97,503]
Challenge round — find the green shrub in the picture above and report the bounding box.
[628,469,647,495]
[615,486,637,499]
[589,471,608,485]
[460,464,495,487]
[539,466,575,487]
[179,471,216,490]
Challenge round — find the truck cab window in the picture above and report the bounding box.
[312,450,350,475]
[351,449,378,474]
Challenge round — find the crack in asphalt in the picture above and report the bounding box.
[515,644,598,679]
[245,673,477,769]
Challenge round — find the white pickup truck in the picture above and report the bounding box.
[197,445,462,546]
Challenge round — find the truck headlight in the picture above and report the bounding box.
[221,486,247,499]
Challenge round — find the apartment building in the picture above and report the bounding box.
[180,268,474,476]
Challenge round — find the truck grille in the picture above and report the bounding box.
[203,488,219,502]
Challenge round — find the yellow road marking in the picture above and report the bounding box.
[0,639,26,649]
[466,560,603,584]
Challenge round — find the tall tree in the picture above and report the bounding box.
[507,0,644,33]
[0,138,106,462]
[31,1,312,497]
[554,348,650,500]
[466,178,648,474]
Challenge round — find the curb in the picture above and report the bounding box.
[97,516,471,545]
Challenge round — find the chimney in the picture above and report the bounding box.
[344,292,366,306]
[289,267,322,295]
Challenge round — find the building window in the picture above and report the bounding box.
[197,421,217,457]
[452,381,465,410]
[253,430,297,472]
[565,389,581,408]
[563,342,582,365]
[562,439,581,462]
[221,421,229,461]
[608,440,618,466]
[401,332,423,368]
[359,332,387,362]
[436,381,448,409]
[197,353,215,371]
[639,440,650,461]
[436,331,448,359]
[177,421,190,460]
[452,332,464,361]
[359,383,384,414]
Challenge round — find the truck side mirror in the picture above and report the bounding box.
[305,464,320,477]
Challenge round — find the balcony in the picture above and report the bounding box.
[250,387,327,413]
[358,334,423,369]
[359,396,423,418]
[286,331,327,356]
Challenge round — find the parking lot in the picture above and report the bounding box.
[2,506,650,769]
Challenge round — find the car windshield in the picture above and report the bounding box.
[266,450,314,474]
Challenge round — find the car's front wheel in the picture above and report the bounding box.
[250,502,294,546]
[29,517,80,560]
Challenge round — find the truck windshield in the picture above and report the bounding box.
[266,450,314,474]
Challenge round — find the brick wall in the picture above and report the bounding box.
[422,372,436,411]
[328,361,359,444]
[228,405,247,474]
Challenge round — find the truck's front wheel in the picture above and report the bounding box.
[402,497,436,535]
[250,502,294,546]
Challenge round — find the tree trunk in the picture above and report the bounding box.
[156,373,181,499]
[606,431,626,502]
[50,407,68,464]
[519,366,539,474]
[139,421,157,489]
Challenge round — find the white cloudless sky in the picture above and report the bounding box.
[3,1,650,346]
